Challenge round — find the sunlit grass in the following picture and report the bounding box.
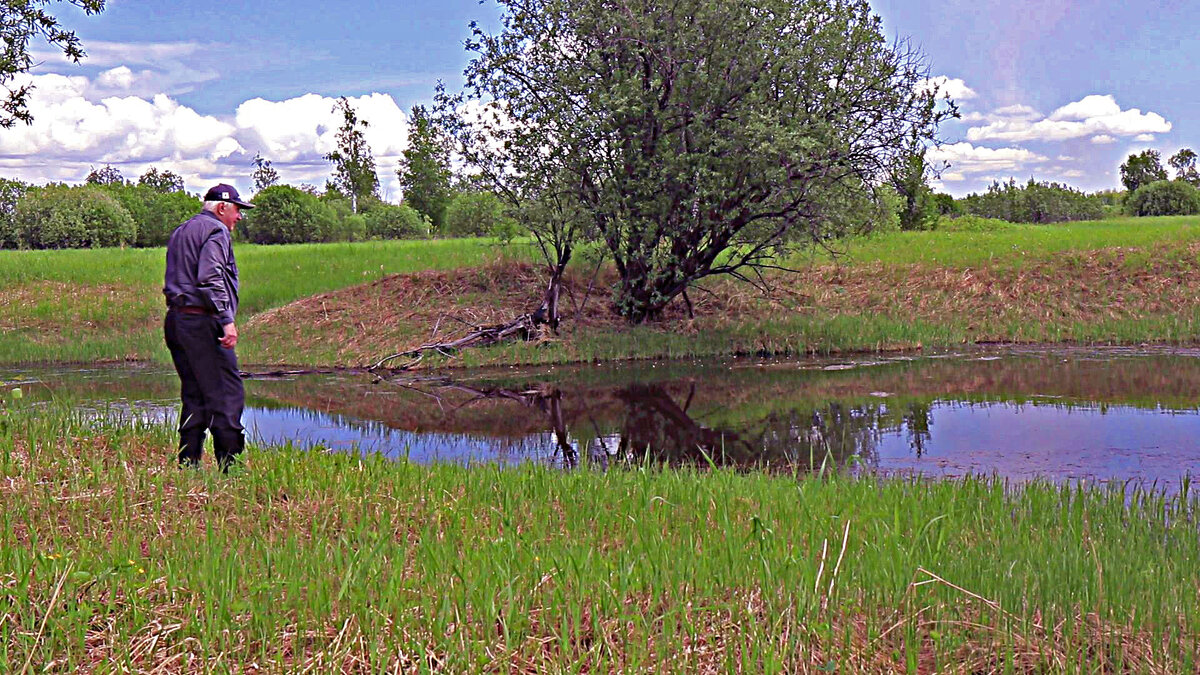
[6,217,1200,366]
[1,400,1197,670]
[829,216,1200,267]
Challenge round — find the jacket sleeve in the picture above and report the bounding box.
[196,228,235,326]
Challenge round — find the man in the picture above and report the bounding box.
[163,184,254,471]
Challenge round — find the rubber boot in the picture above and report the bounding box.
[213,430,245,474]
[178,430,206,468]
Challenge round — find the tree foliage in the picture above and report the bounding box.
[252,153,280,192]
[365,203,429,239]
[11,183,135,249]
[1169,148,1199,187]
[136,167,184,193]
[891,150,938,230]
[241,185,337,244]
[85,164,125,186]
[0,0,105,128]
[443,191,513,237]
[441,0,946,322]
[960,179,1103,224]
[1126,180,1200,217]
[0,177,30,248]
[100,183,199,247]
[1120,150,1168,193]
[324,97,379,213]
[397,105,453,230]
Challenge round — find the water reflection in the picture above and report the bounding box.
[7,348,1200,488]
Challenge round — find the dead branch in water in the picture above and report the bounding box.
[368,311,546,371]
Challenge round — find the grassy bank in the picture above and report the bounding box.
[4,216,1200,367]
[1,402,1197,671]
[0,238,527,364]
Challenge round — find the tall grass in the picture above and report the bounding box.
[1,401,1198,670]
[0,238,533,364]
[830,216,1200,267]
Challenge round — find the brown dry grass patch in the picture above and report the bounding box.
[245,244,1200,366]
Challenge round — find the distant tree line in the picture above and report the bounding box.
[0,97,521,250]
[891,145,1200,228]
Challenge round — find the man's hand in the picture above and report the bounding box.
[220,322,239,349]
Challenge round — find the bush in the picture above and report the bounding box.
[442,191,513,237]
[1125,180,1200,217]
[365,203,428,239]
[961,179,1104,224]
[0,178,31,249]
[12,184,136,249]
[100,183,201,247]
[331,213,368,242]
[489,219,523,244]
[242,185,336,244]
[936,215,1015,232]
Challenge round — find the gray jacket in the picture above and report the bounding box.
[163,210,239,326]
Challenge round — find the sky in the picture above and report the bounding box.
[2,0,1196,198]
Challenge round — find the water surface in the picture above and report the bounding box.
[7,347,1200,489]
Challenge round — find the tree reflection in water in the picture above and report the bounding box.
[439,381,934,472]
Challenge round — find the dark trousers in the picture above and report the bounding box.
[164,310,245,469]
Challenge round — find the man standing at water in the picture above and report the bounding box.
[162,184,254,471]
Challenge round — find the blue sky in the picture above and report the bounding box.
[2,0,1195,197]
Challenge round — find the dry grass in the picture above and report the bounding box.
[245,243,1200,367]
[4,407,1197,672]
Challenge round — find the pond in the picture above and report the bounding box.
[6,347,1200,489]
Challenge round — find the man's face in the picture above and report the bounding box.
[216,202,242,231]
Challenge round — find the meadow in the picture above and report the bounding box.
[3,215,1200,367]
[1,400,1198,671]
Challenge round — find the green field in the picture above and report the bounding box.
[1,400,1197,671]
[3,216,1200,367]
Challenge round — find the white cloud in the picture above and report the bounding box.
[33,40,206,68]
[0,70,416,198]
[926,142,1049,179]
[918,76,977,101]
[967,94,1171,143]
[992,104,1041,119]
[1091,134,1117,144]
[1135,134,1156,142]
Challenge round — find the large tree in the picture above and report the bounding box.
[442,0,946,322]
[324,97,379,213]
[252,152,280,192]
[137,166,184,193]
[1,1,105,128]
[396,105,453,231]
[1120,150,1168,193]
[1169,148,1199,187]
[85,164,124,185]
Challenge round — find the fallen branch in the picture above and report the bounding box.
[369,311,544,371]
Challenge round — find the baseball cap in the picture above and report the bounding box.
[203,183,255,209]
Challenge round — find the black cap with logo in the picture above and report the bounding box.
[203,183,255,209]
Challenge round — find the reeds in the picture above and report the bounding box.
[2,401,1197,671]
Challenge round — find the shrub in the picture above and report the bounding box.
[961,179,1104,224]
[242,185,336,244]
[331,213,368,242]
[13,184,136,249]
[936,215,1015,232]
[101,183,201,247]
[489,219,523,244]
[1125,180,1200,217]
[442,191,513,237]
[0,178,31,249]
[365,203,428,239]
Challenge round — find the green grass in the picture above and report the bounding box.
[2,401,1197,670]
[7,217,1200,366]
[0,237,532,364]
[830,215,1200,267]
